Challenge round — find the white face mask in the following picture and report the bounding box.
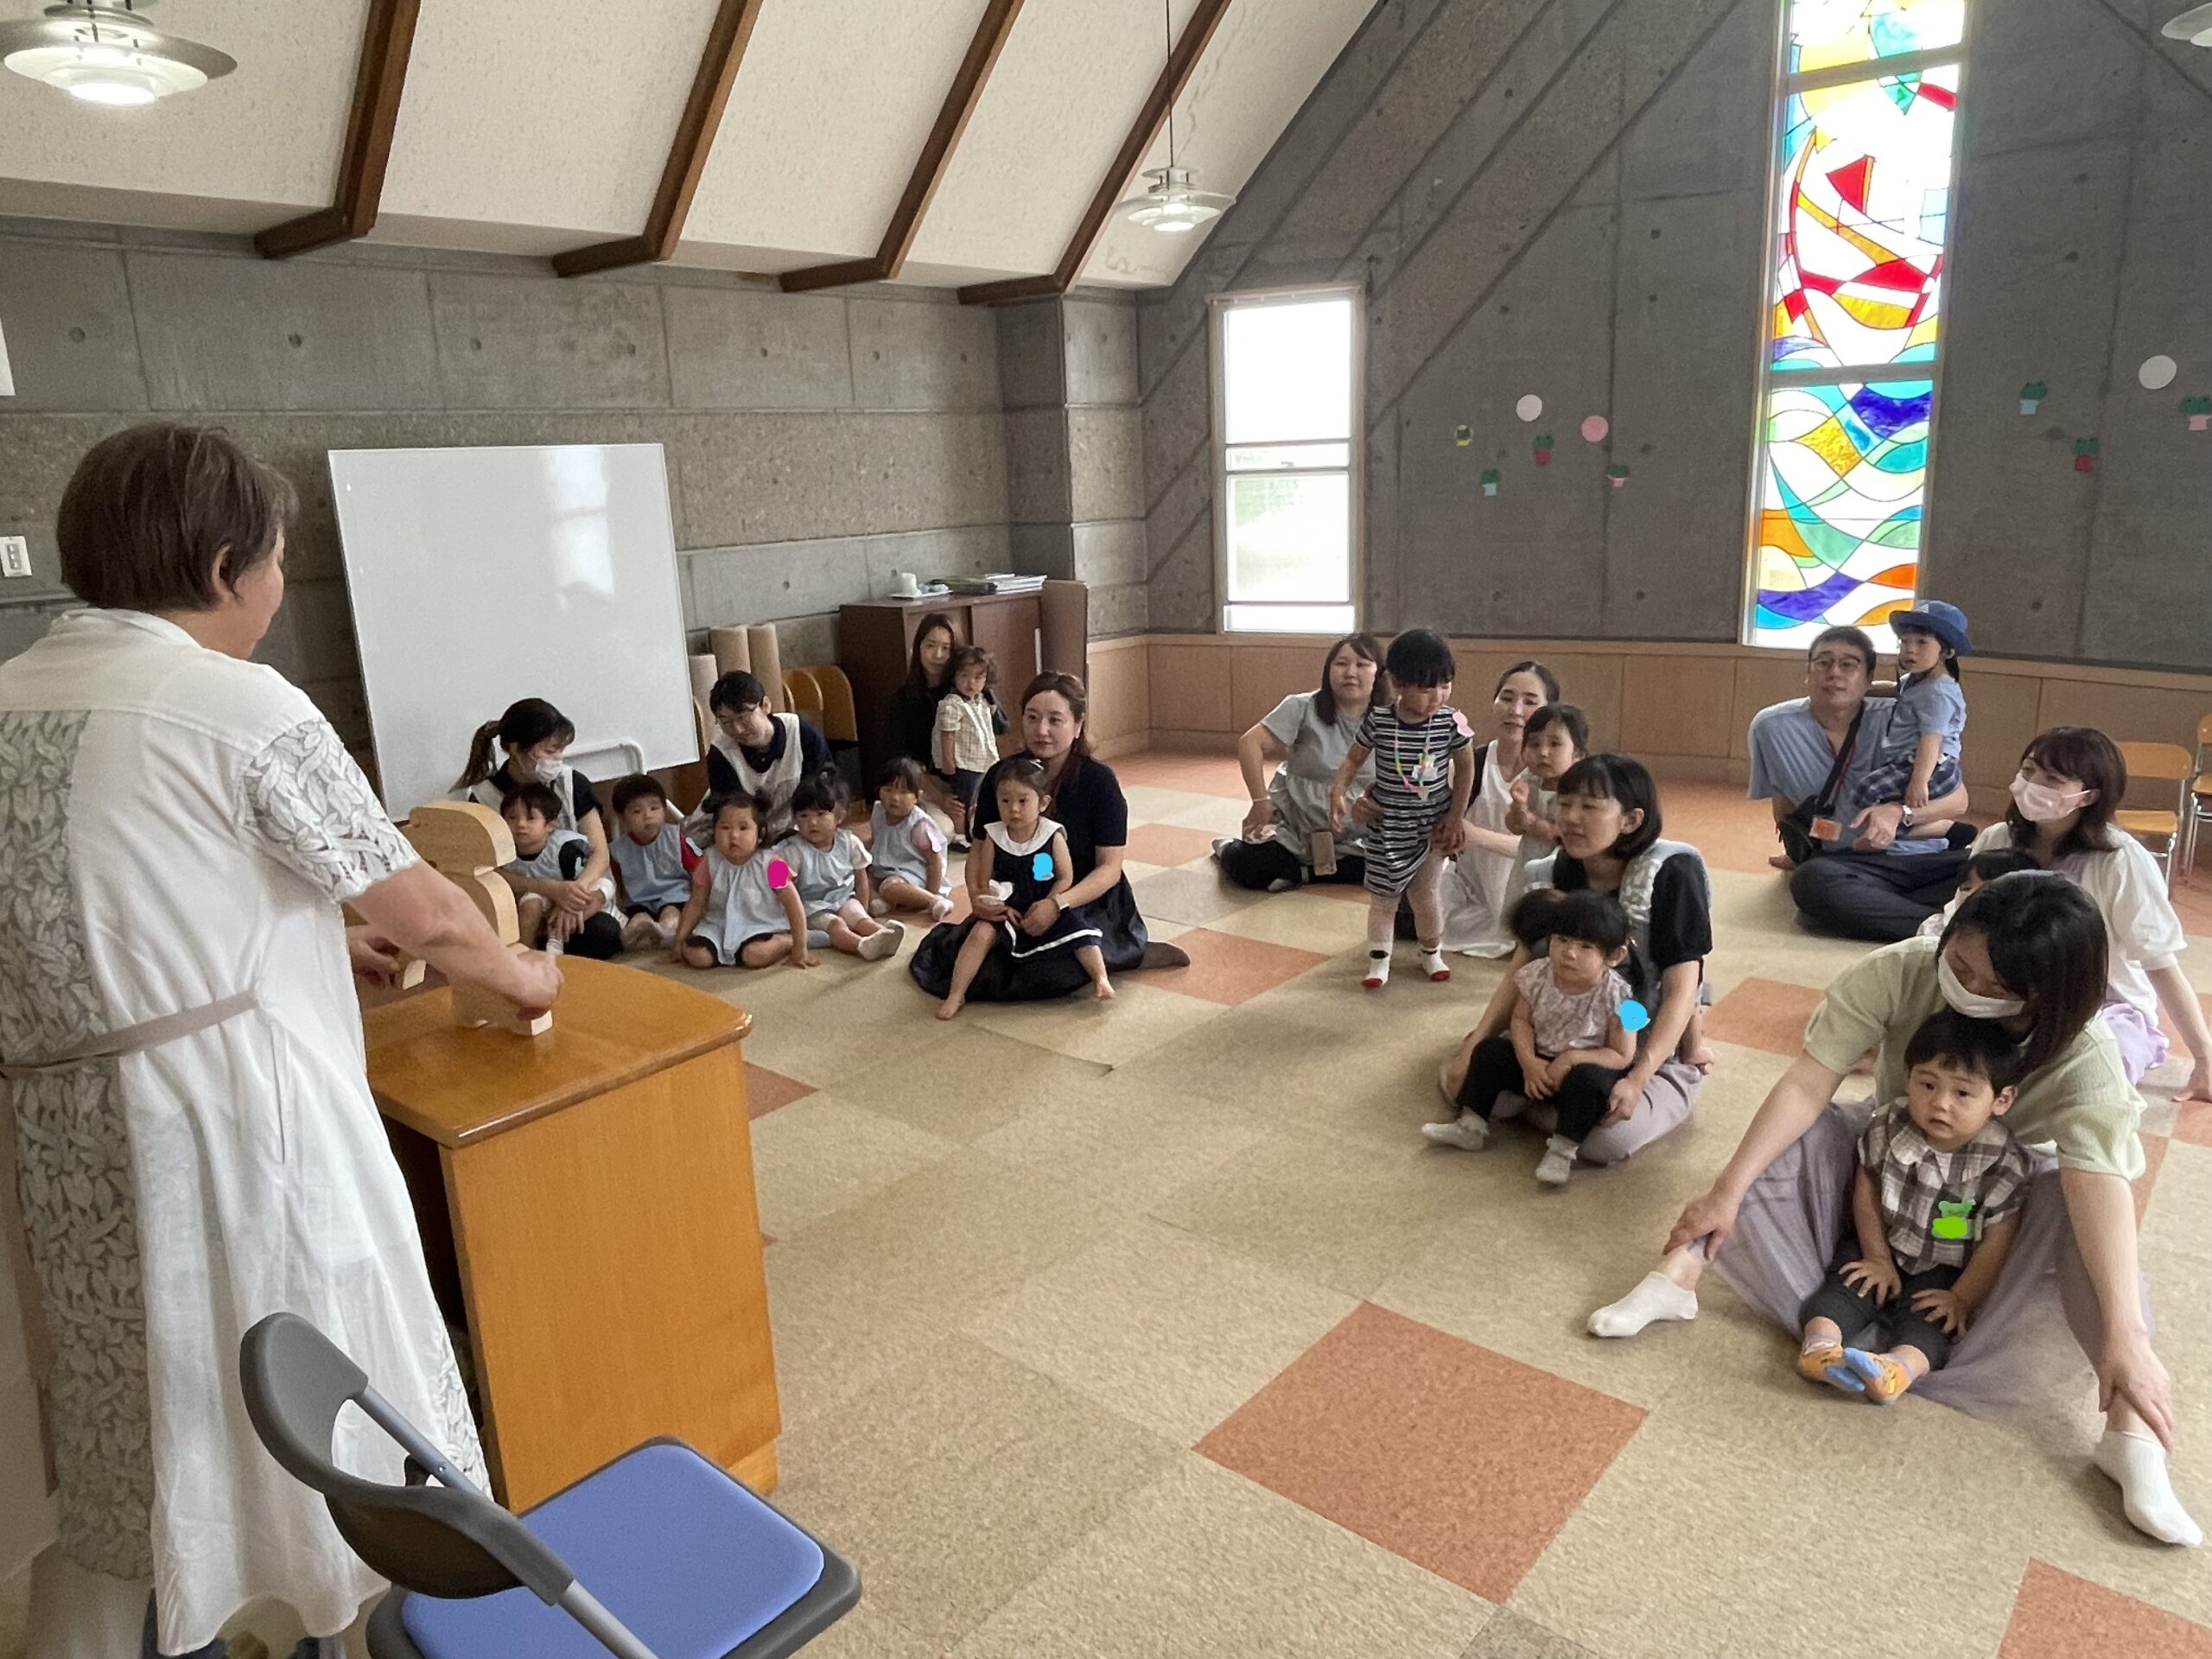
[1937,951,2025,1020]
[2010,772,2084,823]
[526,754,565,785]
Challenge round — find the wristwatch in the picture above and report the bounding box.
[1898,805,1915,831]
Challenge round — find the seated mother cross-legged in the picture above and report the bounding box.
[1431,754,1714,1166]
[1214,631,1383,892]
[909,672,1184,1002]
[1587,874,2201,1548]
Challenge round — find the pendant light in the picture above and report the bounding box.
[1115,0,1233,235]
[1,2,236,107]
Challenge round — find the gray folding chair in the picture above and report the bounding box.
[238,1313,857,1659]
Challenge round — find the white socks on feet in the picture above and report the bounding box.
[1421,1111,1490,1151]
[2094,1429,2203,1547]
[1363,950,1390,988]
[1420,945,1450,982]
[1586,1271,1699,1338]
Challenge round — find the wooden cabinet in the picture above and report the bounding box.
[366,958,780,1506]
[840,583,1087,782]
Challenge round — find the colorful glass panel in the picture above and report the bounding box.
[1750,379,1930,650]
[1788,0,1964,74]
[1771,66,1956,372]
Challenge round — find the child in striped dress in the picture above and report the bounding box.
[1329,628,1475,988]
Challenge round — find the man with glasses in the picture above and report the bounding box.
[1747,625,1972,942]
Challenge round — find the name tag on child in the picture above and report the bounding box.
[1810,816,1841,841]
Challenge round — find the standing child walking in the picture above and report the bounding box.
[1329,628,1475,988]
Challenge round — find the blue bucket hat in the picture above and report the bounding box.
[1891,600,1972,657]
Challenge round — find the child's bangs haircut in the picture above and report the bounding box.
[1523,701,1589,751]
[1544,888,1631,954]
[504,781,564,823]
[1964,846,2039,885]
[880,755,926,794]
[610,773,670,816]
[789,768,849,819]
[1903,1008,2027,1093]
[1383,627,1457,690]
[995,756,1048,801]
[705,788,759,829]
[950,644,996,685]
[1507,887,1568,950]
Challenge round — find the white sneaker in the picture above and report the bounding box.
[1535,1135,1578,1185]
[1421,1112,1489,1151]
[868,895,890,918]
[620,912,661,951]
[1213,836,1236,860]
[858,922,904,961]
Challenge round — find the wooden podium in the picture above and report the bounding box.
[365,957,779,1509]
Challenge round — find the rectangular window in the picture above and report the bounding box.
[1213,289,1359,634]
[1745,1,1966,652]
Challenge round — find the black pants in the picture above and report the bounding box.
[559,909,624,959]
[1800,1257,1963,1368]
[1453,1035,1624,1142]
[1788,846,1970,943]
[1216,836,1367,892]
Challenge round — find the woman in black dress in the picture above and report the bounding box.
[909,672,1173,1001]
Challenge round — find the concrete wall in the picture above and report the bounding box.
[1136,0,2212,671]
[999,293,1149,638]
[0,218,1014,746]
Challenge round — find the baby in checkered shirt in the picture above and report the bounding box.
[1796,1009,2035,1403]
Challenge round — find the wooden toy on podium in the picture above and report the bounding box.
[394,799,550,1036]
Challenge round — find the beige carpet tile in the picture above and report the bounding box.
[2140,1140,2212,1268]
[772,1338,1179,1647]
[1203,884,1383,953]
[1460,1608,1607,1659]
[949,1454,1491,1659]
[969,1082,1268,1213]
[1123,822,1230,870]
[1128,863,1274,928]
[963,1217,1361,1444]
[964,977,1227,1066]
[747,1092,961,1237]
[833,1025,1110,1144]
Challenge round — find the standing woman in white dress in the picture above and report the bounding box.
[1434,661,1560,956]
[0,425,563,1656]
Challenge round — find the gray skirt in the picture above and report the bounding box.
[1712,1098,2146,1416]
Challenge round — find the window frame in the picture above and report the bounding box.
[1208,283,1365,636]
[1738,5,1974,652]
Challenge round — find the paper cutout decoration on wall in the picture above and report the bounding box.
[1516,394,1543,422]
[2018,381,2047,415]
[1454,423,1472,447]
[1533,435,1554,467]
[2073,436,2098,474]
[766,857,792,890]
[1480,468,1500,497]
[1606,465,1630,489]
[2139,355,2178,391]
[1031,852,1054,881]
[2184,396,2211,433]
[1581,415,1609,443]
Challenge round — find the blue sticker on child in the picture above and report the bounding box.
[1619,1001,1650,1033]
[1032,851,1054,881]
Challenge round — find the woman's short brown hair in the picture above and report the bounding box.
[57,423,296,612]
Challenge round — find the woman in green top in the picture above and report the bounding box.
[1586,874,2198,1548]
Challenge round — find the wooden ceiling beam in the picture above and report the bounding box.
[958,0,1230,306]
[552,0,767,278]
[779,0,1027,294]
[256,0,421,259]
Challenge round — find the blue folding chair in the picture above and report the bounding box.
[238,1313,858,1659]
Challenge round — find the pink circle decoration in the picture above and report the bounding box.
[1581,414,1610,443]
[766,857,792,890]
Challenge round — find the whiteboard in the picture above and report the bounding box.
[330,444,695,819]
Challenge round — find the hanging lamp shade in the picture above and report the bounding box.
[1,2,235,106]
[1116,164,1234,235]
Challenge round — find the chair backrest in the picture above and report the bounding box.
[238,1313,574,1604]
[2196,712,2212,773]
[808,664,860,745]
[782,669,825,730]
[2119,741,2193,786]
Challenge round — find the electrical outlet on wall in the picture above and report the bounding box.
[1,537,31,579]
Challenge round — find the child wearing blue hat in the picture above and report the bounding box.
[1859,600,1972,812]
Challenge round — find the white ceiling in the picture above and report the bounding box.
[0,0,1375,288]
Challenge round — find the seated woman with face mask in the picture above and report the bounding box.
[1586,874,2199,1549]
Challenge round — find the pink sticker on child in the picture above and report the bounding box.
[766,857,792,890]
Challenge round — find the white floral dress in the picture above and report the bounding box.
[0,609,483,1654]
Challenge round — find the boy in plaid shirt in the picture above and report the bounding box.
[1797,1009,2035,1402]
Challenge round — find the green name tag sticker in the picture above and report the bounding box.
[1931,1198,1974,1241]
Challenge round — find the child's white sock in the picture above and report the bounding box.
[1586,1271,1699,1338]
[1363,949,1391,988]
[1419,944,1450,982]
[1534,1134,1577,1185]
[1421,1110,1489,1151]
[868,895,890,918]
[928,894,954,922]
[2094,1429,2203,1547]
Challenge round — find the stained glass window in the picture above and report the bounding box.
[1746,1,1966,650]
